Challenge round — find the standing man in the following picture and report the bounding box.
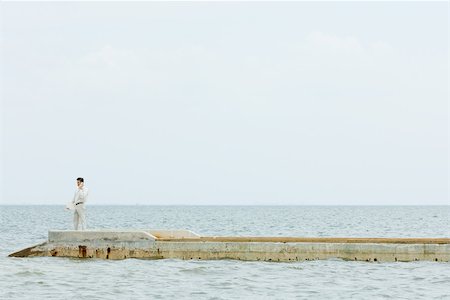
[72,177,88,230]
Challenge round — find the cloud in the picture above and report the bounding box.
[78,45,138,69]
[369,41,394,55]
[305,31,394,57]
[306,31,365,55]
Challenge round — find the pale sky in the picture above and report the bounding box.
[0,1,448,205]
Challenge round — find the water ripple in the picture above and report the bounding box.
[1,206,449,299]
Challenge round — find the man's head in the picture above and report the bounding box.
[76,177,84,188]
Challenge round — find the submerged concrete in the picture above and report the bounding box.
[9,229,450,262]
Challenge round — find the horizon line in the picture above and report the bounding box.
[0,204,448,206]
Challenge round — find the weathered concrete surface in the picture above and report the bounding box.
[148,229,200,239]
[48,230,157,243]
[159,236,450,244]
[8,230,450,262]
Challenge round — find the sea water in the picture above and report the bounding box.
[1,205,449,299]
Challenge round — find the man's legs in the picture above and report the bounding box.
[77,205,86,230]
[73,210,79,230]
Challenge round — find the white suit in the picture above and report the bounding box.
[72,187,89,230]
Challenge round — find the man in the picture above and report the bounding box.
[72,177,89,230]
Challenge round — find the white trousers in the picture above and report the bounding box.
[73,204,86,230]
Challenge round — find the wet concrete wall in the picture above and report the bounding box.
[9,230,450,262]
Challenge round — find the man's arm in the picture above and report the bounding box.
[72,190,79,204]
[79,188,88,204]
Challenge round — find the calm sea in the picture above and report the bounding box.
[1,205,449,299]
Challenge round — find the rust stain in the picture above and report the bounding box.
[78,245,87,258]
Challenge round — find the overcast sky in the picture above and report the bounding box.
[0,1,448,205]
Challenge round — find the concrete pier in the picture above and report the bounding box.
[9,230,450,262]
